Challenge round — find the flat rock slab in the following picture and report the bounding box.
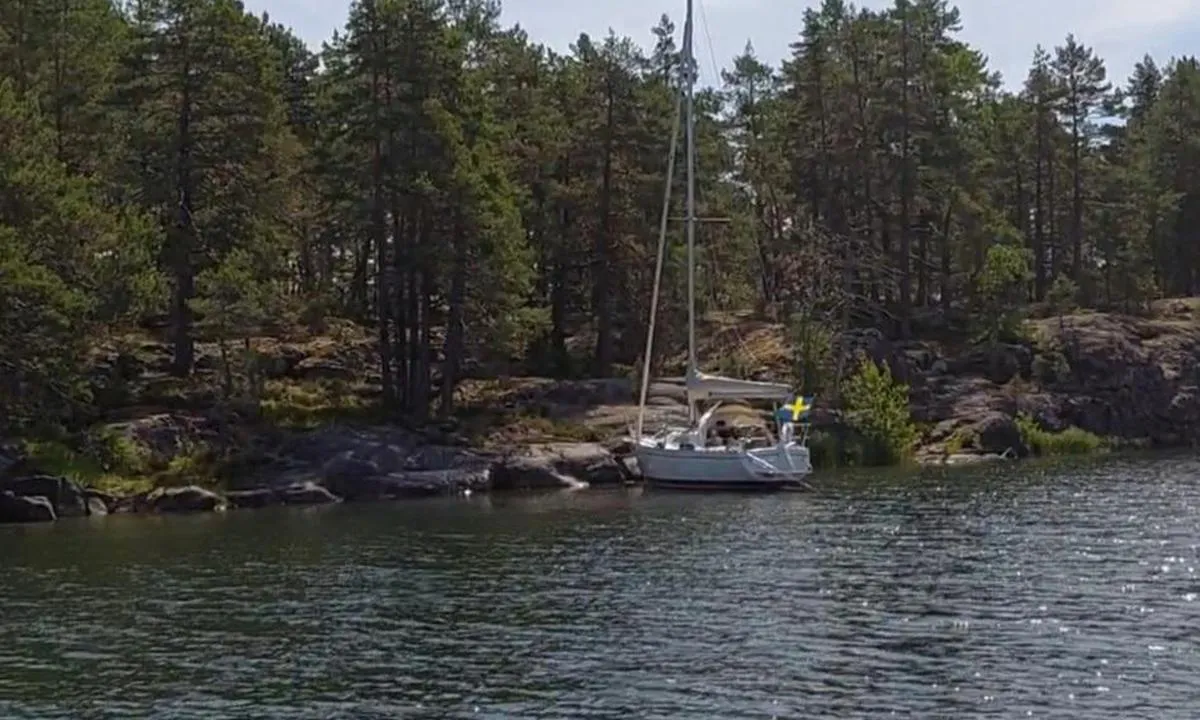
[0,491,56,523]
[148,486,226,514]
[491,442,626,491]
[278,482,340,505]
[0,475,89,517]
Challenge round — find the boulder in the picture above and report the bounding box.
[110,492,148,514]
[320,453,379,484]
[403,445,490,472]
[148,486,225,514]
[944,452,1010,466]
[225,488,280,509]
[321,473,389,502]
[294,357,353,381]
[491,455,587,490]
[0,492,56,523]
[383,468,492,497]
[288,425,422,468]
[279,482,340,505]
[949,344,1033,384]
[491,443,625,491]
[957,412,1028,458]
[324,467,490,501]
[85,489,119,514]
[105,412,226,467]
[0,475,89,517]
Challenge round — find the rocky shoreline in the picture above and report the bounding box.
[5,303,1200,525]
[0,425,636,522]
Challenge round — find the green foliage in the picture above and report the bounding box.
[840,355,919,465]
[193,249,283,401]
[1032,344,1072,385]
[21,437,153,496]
[193,249,275,340]
[157,442,219,487]
[1015,413,1106,455]
[4,0,1200,466]
[85,425,154,477]
[944,427,977,455]
[259,379,377,429]
[805,427,896,469]
[787,313,834,395]
[0,78,159,433]
[1047,275,1080,316]
[805,430,840,469]
[975,244,1033,344]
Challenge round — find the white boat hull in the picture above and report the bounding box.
[634,441,812,491]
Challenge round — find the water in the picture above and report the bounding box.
[3,453,1199,718]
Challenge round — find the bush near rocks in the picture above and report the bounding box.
[840,355,920,465]
[1015,413,1106,456]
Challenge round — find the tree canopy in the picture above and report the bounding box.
[2,0,1199,429]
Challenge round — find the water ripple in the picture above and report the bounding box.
[2,454,1200,718]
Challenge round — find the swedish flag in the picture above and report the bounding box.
[775,395,813,423]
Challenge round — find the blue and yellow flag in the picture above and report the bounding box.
[775,395,813,423]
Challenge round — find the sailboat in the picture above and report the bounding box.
[631,0,814,491]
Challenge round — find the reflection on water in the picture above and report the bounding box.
[2,453,1199,718]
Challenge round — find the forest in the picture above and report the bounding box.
[2,0,1199,438]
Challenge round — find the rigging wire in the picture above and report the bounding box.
[696,0,723,87]
[694,0,751,372]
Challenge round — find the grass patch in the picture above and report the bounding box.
[20,427,229,495]
[944,427,976,455]
[259,378,380,429]
[21,439,155,496]
[155,442,221,487]
[1016,413,1106,456]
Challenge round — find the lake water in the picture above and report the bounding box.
[2,453,1199,718]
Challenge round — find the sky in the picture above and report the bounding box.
[244,0,1200,90]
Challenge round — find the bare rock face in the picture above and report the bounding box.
[0,492,56,523]
[0,475,90,517]
[969,412,1029,458]
[147,486,226,514]
[0,442,23,478]
[104,412,229,468]
[1026,314,1200,444]
[891,311,1200,462]
[491,443,628,491]
[278,482,340,506]
[294,357,353,381]
[225,488,280,509]
[289,425,495,500]
[286,426,630,498]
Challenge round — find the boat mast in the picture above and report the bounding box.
[634,94,683,441]
[684,0,698,423]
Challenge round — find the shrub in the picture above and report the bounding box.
[1015,413,1105,455]
[944,427,977,455]
[787,313,834,395]
[21,437,152,496]
[86,425,153,476]
[975,243,1033,344]
[841,355,919,465]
